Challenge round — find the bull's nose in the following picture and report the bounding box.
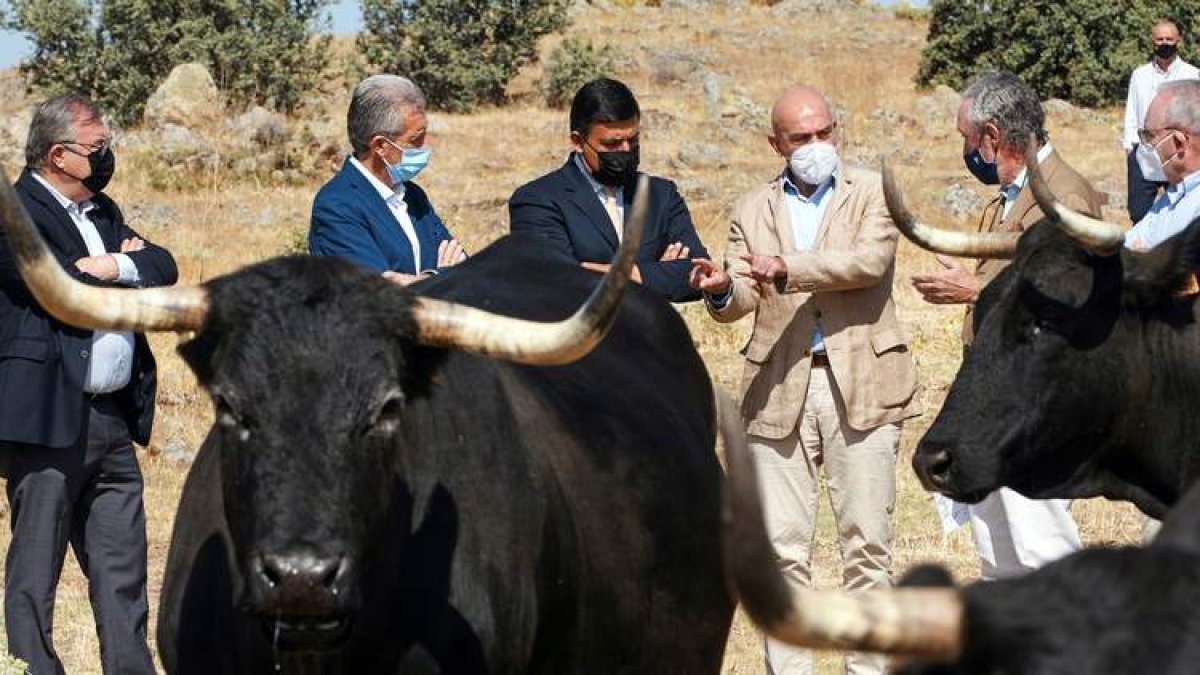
[250,547,348,616]
[913,446,953,491]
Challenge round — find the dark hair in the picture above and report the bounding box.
[25,93,103,170]
[569,78,640,137]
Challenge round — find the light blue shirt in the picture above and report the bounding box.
[572,152,624,222]
[781,171,835,353]
[1125,169,1200,250]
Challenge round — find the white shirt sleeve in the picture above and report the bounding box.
[1123,70,1141,150]
[112,252,141,285]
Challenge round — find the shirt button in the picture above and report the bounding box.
[80,349,90,358]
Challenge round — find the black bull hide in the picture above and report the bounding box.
[156,235,734,673]
[912,218,1200,518]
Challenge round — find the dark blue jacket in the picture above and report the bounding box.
[0,169,178,448]
[508,156,708,302]
[309,158,453,274]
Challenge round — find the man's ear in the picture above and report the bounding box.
[570,130,585,154]
[767,135,782,157]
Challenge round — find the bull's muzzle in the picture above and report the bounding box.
[912,446,953,492]
[245,546,354,650]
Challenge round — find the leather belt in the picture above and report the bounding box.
[811,352,830,367]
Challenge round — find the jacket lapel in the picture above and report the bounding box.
[342,159,416,273]
[814,169,852,248]
[17,170,90,256]
[561,157,620,250]
[765,179,796,254]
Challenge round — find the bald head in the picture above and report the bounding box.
[769,85,838,159]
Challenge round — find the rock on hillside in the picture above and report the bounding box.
[144,63,224,130]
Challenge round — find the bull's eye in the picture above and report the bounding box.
[369,390,405,436]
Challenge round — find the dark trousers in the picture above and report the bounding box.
[1127,147,1166,223]
[1,395,154,675]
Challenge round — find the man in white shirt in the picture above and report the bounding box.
[1125,79,1200,250]
[0,93,178,674]
[1124,20,1198,223]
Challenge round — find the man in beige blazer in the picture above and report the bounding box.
[911,71,1101,581]
[691,85,918,675]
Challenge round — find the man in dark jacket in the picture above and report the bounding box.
[0,93,177,675]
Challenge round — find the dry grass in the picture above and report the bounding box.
[0,3,1142,673]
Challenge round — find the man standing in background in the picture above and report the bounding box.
[1124,19,1198,223]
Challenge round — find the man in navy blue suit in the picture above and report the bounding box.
[509,78,709,302]
[309,74,465,284]
[0,93,177,674]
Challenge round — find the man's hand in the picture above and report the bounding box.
[739,254,787,284]
[120,237,145,253]
[660,242,690,261]
[581,262,643,284]
[437,239,466,268]
[911,254,980,305]
[382,270,424,286]
[74,254,119,281]
[689,258,732,295]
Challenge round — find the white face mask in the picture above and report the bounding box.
[788,142,839,187]
[1136,133,1174,182]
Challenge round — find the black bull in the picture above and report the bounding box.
[156,241,735,673]
[883,158,1200,519]
[0,168,734,673]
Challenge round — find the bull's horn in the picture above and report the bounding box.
[718,391,964,659]
[882,158,1018,259]
[1024,137,1124,255]
[0,167,210,332]
[411,174,648,366]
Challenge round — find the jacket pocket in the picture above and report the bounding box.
[0,337,50,363]
[870,328,916,407]
[870,328,909,356]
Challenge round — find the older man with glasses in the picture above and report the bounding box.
[1125,79,1200,250]
[0,92,178,674]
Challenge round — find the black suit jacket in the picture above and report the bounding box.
[508,156,708,302]
[0,169,178,448]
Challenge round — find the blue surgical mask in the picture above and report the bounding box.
[382,140,431,185]
[963,147,1000,185]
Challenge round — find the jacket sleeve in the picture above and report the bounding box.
[777,180,898,293]
[309,192,390,273]
[508,183,577,261]
[707,211,760,323]
[110,202,178,288]
[636,180,706,302]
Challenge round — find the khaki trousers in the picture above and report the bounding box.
[751,366,900,675]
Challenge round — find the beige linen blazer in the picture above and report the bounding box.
[712,166,920,439]
[965,149,1105,344]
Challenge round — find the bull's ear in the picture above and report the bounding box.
[898,564,957,589]
[1123,219,1200,307]
[1153,480,1200,554]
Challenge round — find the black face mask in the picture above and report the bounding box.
[963,147,1000,185]
[83,146,115,193]
[591,146,639,188]
[1155,43,1179,60]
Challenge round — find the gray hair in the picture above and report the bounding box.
[1159,80,1200,133]
[25,93,103,170]
[961,70,1047,153]
[347,75,427,157]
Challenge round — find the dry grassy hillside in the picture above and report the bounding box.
[0,3,1144,673]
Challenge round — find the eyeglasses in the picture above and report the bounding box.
[58,139,110,155]
[1137,127,1178,145]
[789,122,838,146]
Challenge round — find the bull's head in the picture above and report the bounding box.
[885,147,1200,517]
[0,167,649,653]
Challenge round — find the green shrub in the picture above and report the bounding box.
[357,0,570,112]
[916,0,1200,107]
[4,0,332,125]
[543,39,622,109]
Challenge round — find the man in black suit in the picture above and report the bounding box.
[0,93,177,674]
[509,78,709,302]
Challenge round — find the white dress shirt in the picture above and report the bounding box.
[1123,57,1199,150]
[349,156,422,270]
[32,173,139,394]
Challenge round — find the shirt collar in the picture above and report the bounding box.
[1002,141,1054,201]
[1153,57,1182,76]
[31,171,94,217]
[781,169,836,202]
[572,152,616,197]
[349,155,405,202]
[1165,168,1200,205]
